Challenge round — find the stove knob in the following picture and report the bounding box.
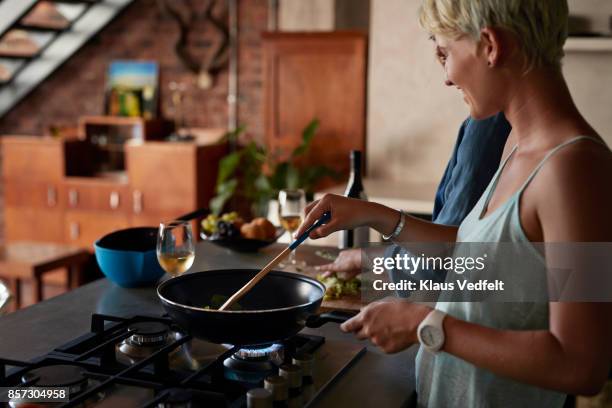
[265,375,289,401]
[247,388,273,408]
[292,353,314,377]
[279,364,303,388]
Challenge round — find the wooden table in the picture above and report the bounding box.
[0,242,91,309]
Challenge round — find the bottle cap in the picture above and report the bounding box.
[264,375,289,401]
[279,364,303,388]
[247,388,273,408]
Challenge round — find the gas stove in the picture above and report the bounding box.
[0,314,365,407]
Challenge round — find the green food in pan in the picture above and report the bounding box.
[203,294,242,310]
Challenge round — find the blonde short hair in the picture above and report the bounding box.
[418,0,569,69]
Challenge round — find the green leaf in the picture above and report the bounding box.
[286,164,300,190]
[292,118,320,158]
[254,174,272,194]
[300,165,338,192]
[217,151,242,184]
[210,178,238,215]
[269,162,289,191]
[221,125,246,144]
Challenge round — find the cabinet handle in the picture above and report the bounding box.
[46,186,57,207]
[70,222,80,240]
[109,191,120,210]
[133,190,143,214]
[68,189,79,207]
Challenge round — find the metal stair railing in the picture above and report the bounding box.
[0,0,135,118]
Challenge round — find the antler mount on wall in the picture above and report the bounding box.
[158,0,230,90]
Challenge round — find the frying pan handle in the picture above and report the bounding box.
[176,208,210,222]
[306,310,358,328]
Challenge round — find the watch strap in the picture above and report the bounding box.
[417,309,447,353]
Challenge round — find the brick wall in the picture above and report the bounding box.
[0,0,268,243]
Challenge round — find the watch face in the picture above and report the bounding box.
[421,326,443,348]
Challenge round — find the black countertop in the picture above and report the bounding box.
[0,242,417,407]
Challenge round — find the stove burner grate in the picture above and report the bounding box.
[21,364,88,395]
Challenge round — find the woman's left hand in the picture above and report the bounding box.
[341,299,432,354]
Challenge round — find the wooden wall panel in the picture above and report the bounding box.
[263,32,367,182]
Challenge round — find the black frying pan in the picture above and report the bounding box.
[157,269,354,345]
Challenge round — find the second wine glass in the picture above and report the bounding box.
[278,189,306,269]
[157,220,195,278]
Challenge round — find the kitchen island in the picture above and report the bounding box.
[0,241,417,407]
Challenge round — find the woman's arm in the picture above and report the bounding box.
[342,298,610,396]
[295,194,459,242]
[442,302,610,395]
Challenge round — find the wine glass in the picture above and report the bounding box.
[278,189,306,269]
[157,220,195,277]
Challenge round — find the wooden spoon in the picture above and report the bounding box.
[218,212,331,311]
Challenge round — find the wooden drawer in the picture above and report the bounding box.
[126,143,198,214]
[4,181,63,209]
[65,211,130,249]
[1,136,64,181]
[64,179,129,213]
[4,206,64,242]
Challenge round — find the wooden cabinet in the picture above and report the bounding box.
[126,141,227,223]
[126,142,199,217]
[63,179,129,213]
[2,137,65,243]
[2,137,64,181]
[4,207,64,242]
[262,32,368,181]
[64,211,129,248]
[1,135,227,250]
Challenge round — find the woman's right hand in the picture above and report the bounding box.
[295,193,390,240]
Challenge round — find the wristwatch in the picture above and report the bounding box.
[417,309,447,353]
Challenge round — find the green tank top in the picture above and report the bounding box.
[416,136,607,408]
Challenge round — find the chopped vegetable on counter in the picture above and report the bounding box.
[316,273,361,301]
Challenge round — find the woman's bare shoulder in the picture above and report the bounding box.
[535,137,612,240]
[545,137,612,183]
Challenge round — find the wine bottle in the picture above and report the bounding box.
[340,150,369,249]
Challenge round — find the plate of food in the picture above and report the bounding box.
[201,212,284,252]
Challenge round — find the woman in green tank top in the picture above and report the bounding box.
[296,0,612,406]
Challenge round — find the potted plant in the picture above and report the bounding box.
[210,119,337,217]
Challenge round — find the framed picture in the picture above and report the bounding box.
[105,61,159,119]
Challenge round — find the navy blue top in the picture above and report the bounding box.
[432,113,512,224]
[386,113,511,290]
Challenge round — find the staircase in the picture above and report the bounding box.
[0,0,135,118]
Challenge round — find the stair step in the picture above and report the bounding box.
[20,1,71,31]
[0,0,136,117]
[52,0,101,4]
[0,30,39,59]
[0,59,24,84]
[0,64,10,83]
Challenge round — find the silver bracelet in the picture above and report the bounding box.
[381,209,406,241]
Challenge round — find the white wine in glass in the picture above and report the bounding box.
[278,189,306,268]
[157,220,195,277]
[279,215,302,232]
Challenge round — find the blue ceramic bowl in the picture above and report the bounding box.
[94,227,165,288]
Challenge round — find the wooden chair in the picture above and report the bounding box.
[0,241,90,310]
